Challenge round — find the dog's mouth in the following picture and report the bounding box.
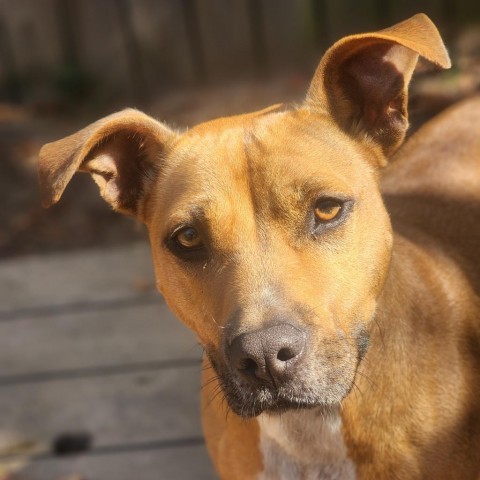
[209,357,353,418]
[205,322,368,418]
[218,378,341,418]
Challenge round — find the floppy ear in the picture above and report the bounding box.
[38,109,176,220]
[306,13,451,158]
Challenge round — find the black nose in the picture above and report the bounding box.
[229,323,306,386]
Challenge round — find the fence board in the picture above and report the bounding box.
[129,0,195,90]
[456,0,480,27]
[325,0,380,40]
[0,1,479,108]
[196,0,254,81]
[0,0,60,74]
[73,0,130,97]
[262,0,317,71]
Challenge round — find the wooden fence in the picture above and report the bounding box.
[0,0,479,105]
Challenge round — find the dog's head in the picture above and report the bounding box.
[38,14,449,417]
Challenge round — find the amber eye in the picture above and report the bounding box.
[174,227,203,250]
[314,199,343,222]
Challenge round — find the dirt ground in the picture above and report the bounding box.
[2,27,480,259]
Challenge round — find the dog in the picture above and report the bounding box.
[38,13,480,479]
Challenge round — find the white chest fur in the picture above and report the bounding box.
[257,408,356,480]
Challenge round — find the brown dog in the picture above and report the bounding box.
[38,14,480,479]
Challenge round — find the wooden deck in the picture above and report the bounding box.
[0,242,216,479]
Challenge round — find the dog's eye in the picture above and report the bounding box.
[174,227,203,250]
[314,199,343,222]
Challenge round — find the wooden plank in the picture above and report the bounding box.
[23,445,217,480]
[0,367,206,451]
[0,242,155,312]
[0,303,200,377]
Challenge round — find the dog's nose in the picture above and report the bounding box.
[230,324,306,385]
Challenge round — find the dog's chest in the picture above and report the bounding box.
[257,409,356,480]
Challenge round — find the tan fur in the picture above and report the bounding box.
[38,14,480,480]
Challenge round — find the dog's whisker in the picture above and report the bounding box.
[200,376,221,391]
[210,314,226,330]
[203,385,226,413]
[354,369,377,391]
[200,368,213,375]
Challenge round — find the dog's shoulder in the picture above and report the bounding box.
[382,96,480,199]
[381,96,480,282]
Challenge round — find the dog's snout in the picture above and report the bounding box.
[229,324,306,385]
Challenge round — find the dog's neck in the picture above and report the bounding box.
[374,230,469,348]
[257,407,356,480]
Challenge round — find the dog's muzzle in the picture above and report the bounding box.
[208,318,368,418]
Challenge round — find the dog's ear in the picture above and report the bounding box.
[307,13,451,157]
[38,109,175,220]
